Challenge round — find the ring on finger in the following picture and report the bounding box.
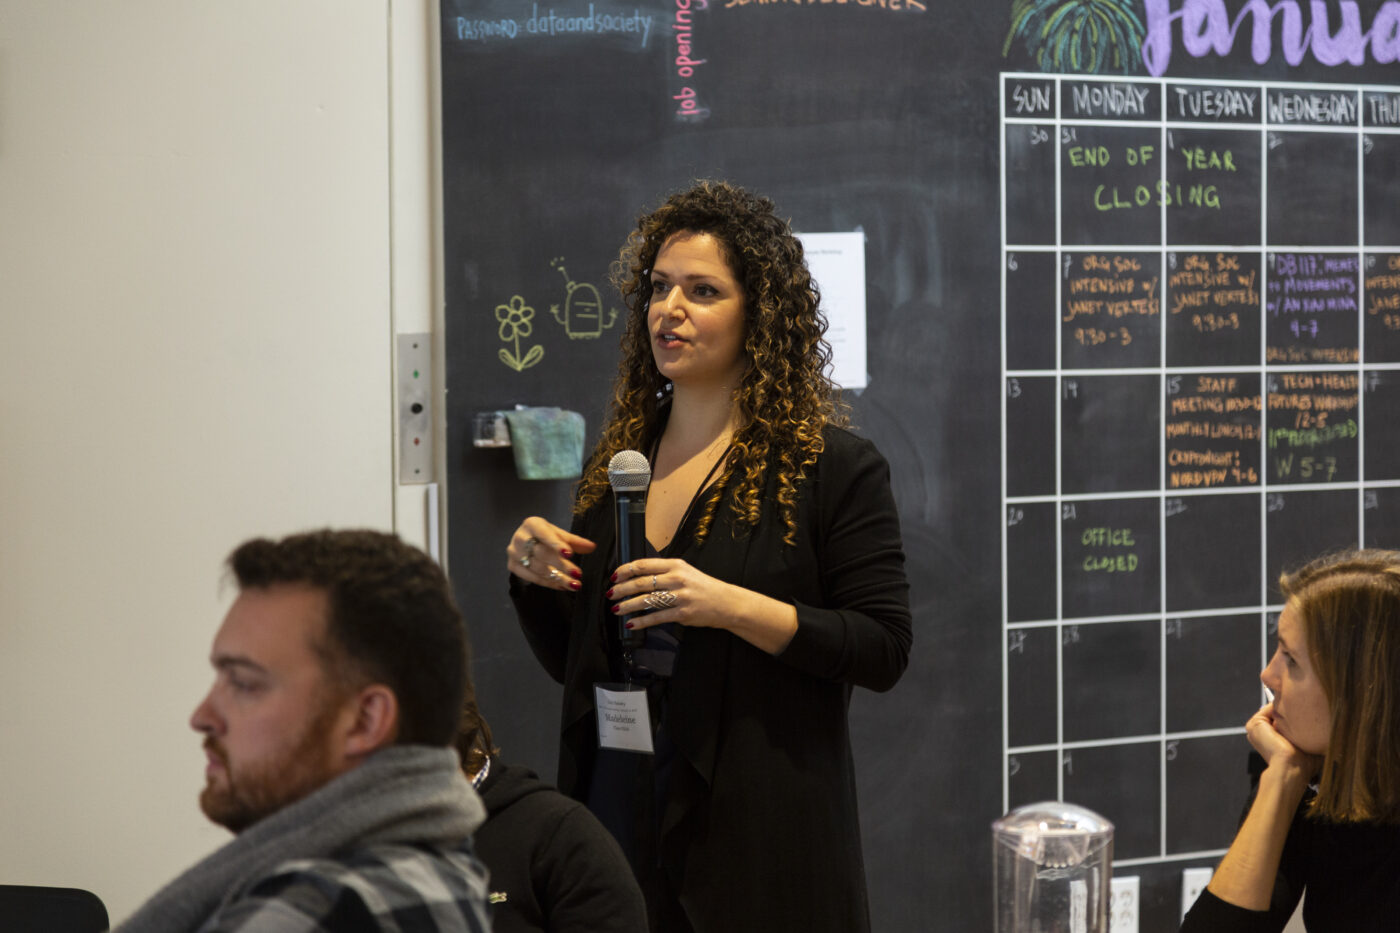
[644,590,677,610]
[520,537,538,568]
[547,567,562,581]
[651,575,658,592]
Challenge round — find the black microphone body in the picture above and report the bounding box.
[607,450,651,649]
[614,490,648,648]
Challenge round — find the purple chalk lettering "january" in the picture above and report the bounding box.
[1142,0,1400,76]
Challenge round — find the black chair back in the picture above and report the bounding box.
[0,885,109,932]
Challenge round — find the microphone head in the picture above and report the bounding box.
[607,450,651,492]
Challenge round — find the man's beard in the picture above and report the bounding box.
[199,694,344,833]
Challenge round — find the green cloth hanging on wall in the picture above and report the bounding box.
[503,407,585,480]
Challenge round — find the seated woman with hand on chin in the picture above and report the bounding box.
[1181,549,1400,932]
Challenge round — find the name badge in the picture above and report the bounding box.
[593,683,654,754]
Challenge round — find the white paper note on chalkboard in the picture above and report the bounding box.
[799,231,867,390]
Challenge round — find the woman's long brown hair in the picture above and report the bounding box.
[574,180,846,547]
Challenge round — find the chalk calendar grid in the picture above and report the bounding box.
[999,72,1400,867]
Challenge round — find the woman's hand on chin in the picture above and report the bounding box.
[1246,705,1322,780]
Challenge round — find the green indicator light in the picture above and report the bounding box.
[413,370,420,379]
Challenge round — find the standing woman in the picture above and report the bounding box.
[505,180,912,932]
[1181,549,1400,932]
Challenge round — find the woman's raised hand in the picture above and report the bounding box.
[507,517,595,591]
[1245,704,1323,778]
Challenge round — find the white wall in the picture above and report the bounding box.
[0,1,440,922]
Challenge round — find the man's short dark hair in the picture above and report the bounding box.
[228,529,468,747]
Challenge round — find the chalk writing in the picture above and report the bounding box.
[725,0,927,10]
[1170,84,1258,119]
[453,4,655,47]
[1180,146,1236,171]
[1165,371,1261,488]
[1365,92,1400,126]
[1366,253,1400,333]
[1266,372,1359,481]
[1081,527,1135,545]
[1266,252,1359,363]
[1070,82,1152,117]
[1141,0,1400,77]
[1098,181,1222,211]
[1010,82,1053,116]
[1063,254,1160,352]
[672,0,708,120]
[1066,139,1231,213]
[457,17,521,39]
[1080,525,1140,572]
[1267,89,1358,125]
[1072,326,1133,348]
[1168,252,1257,335]
[1068,143,1157,166]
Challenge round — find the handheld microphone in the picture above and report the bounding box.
[608,450,651,649]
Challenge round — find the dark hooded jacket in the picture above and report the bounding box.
[473,758,647,933]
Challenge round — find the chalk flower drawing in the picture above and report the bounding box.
[495,295,544,371]
[1004,0,1148,75]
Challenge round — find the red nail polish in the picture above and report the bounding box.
[561,548,573,559]
[570,568,582,579]
[605,588,614,599]
[570,580,581,591]
[611,605,621,614]
[625,621,634,630]
[610,573,618,583]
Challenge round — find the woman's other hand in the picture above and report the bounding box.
[606,558,798,655]
[507,518,594,591]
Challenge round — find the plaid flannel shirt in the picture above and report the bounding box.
[196,841,492,932]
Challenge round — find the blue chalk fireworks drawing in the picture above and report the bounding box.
[1004,0,1148,75]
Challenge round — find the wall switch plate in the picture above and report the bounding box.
[397,333,434,484]
[1181,867,1214,922]
[1110,875,1139,933]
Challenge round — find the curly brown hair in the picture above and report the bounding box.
[574,180,847,546]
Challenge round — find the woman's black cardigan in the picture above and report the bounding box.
[511,426,913,933]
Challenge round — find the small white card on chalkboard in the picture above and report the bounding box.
[798,231,867,390]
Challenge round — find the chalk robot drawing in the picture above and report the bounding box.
[1004,0,1148,74]
[550,257,620,339]
[495,295,544,371]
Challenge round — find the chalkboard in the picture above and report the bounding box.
[439,3,1400,930]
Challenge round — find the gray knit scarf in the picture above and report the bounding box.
[114,745,484,933]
